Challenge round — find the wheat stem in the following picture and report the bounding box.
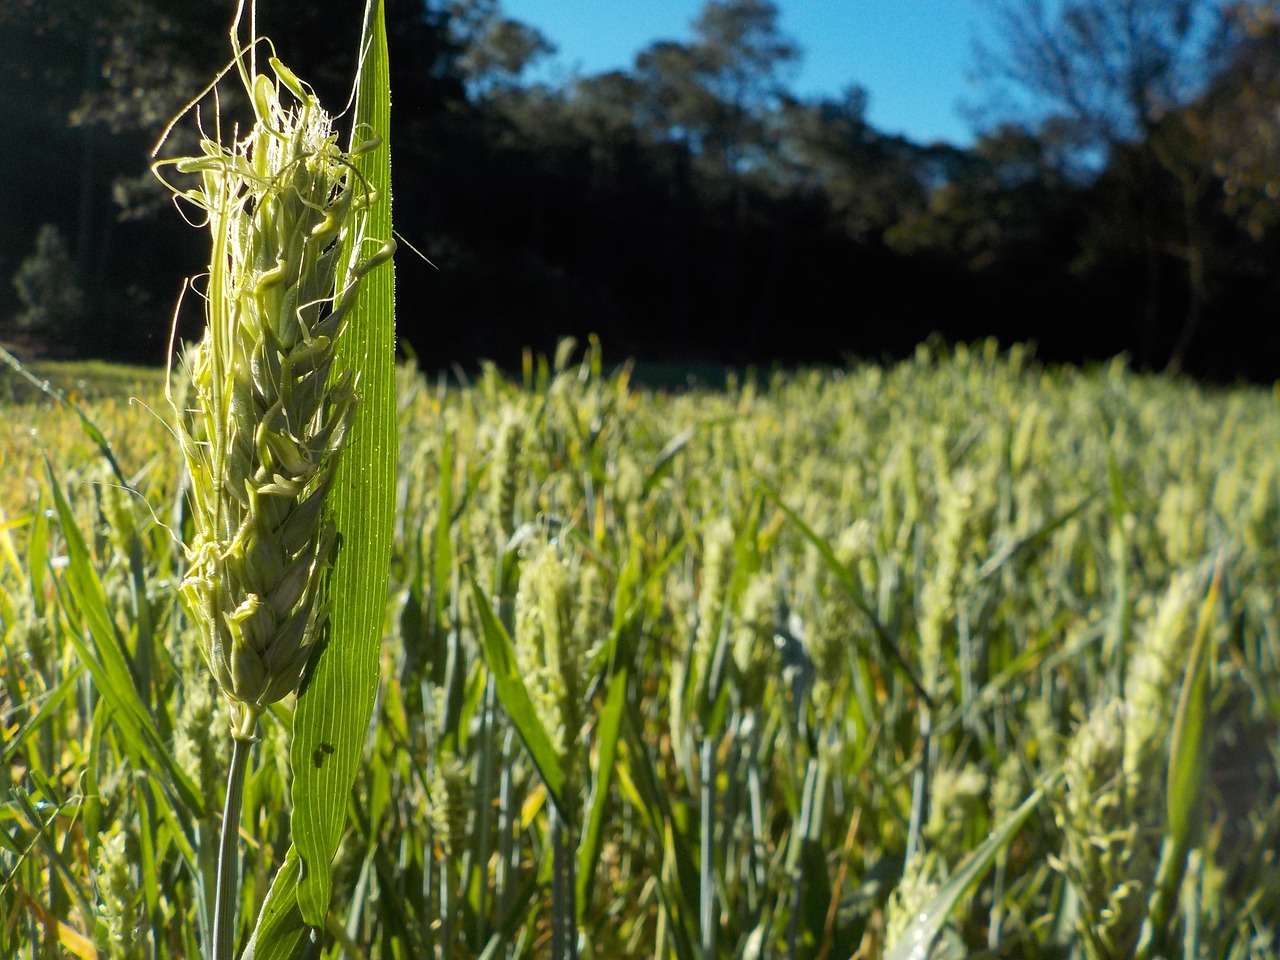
[212,735,253,960]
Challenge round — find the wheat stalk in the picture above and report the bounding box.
[155,40,393,960]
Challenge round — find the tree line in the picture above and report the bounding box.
[2,0,1279,379]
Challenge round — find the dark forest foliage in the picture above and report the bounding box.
[2,0,1279,379]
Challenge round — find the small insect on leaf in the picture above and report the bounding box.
[311,742,336,769]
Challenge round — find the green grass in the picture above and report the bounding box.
[0,358,164,404]
[2,340,1279,960]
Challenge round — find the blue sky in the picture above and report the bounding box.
[500,0,989,145]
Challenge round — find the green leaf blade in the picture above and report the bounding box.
[883,786,1046,960]
[289,0,396,929]
[468,575,567,810]
[1165,564,1219,847]
[46,465,203,817]
[242,848,312,960]
[576,664,627,922]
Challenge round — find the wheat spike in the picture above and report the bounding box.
[160,55,393,740]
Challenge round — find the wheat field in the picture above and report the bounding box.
[1,339,1278,959]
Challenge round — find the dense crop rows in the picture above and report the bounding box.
[2,341,1278,959]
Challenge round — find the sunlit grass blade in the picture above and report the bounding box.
[884,784,1049,960]
[1105,444,1131,696]
[643,426,696,497]
[576,664,627,923]
[432,430,455,633]
[1,664,82,765]
[976,489,1100,579]
[11,886,99,960]
[1,345,127,485]
[756,475,934,709]
[26,492,48,617]
[46,465,203,817]
[1164,560,1220,852]
[8,791,94,941]
[1136,559,1222,960]
[617,704,700,960]
[241,848,310,960]
[469,574,566,812]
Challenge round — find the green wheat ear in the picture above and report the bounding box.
[159,53,394,741]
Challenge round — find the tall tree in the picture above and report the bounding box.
[976,0,1220,148]
[775,87,930,240]
[633,0,798,177]
[1200,1,1280,239]
[692,0,799,174]
[0,0,223,348]
[884,123,1073,264]
[2,0,459,358]
[628,1,800,346]
[974,0,1228,366]
[449,0,555,97]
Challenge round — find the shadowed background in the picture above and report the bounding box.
[2,0,1279,379]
